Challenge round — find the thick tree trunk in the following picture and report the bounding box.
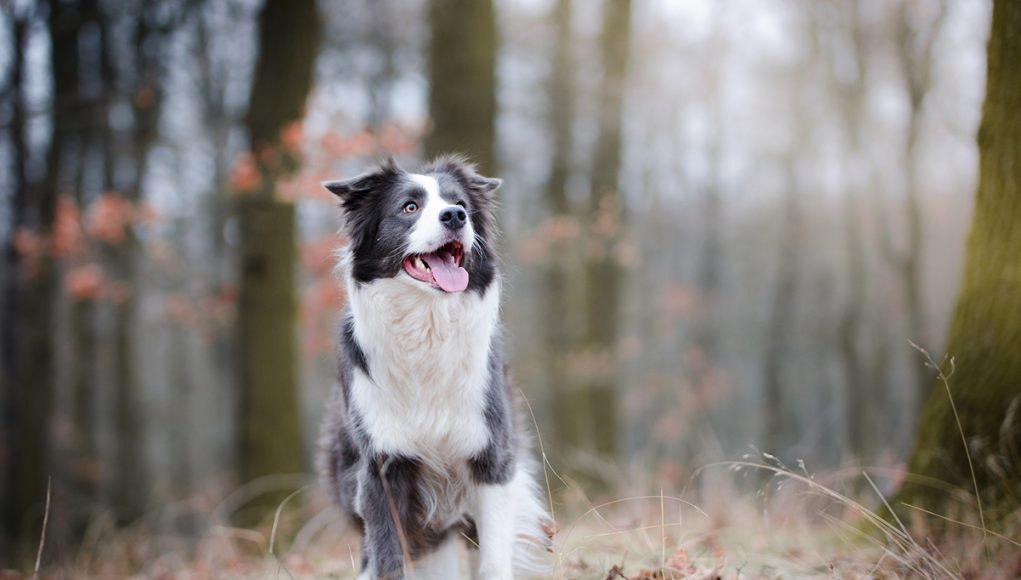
[425,0,497,174]
[237,199,303,514]
[2,0,78,558]
[898,0,1021,517]
[236,0,320,521]
[581,0,632,460]
[0,11,31,560]
[66,0,108,530]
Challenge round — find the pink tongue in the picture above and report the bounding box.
[421,252,469,293]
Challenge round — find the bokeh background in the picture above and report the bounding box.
[2,0,1017,575]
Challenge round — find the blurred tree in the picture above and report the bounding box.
[425,0,497,174]
[1,0,77,559]
[763,155,804,458]
[65,0,103,534]
[543,0,582,454]
[106,2,181,526]
[687,6,726,466]
[582,0,632,461]
[237,0,320,521]
[898,0,1021,517]
[885,0,947,410]
[0,4,34,561]
[816,1,891,462]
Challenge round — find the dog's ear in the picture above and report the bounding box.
[424,154,502,195]
[322,175,371,200]
[322,157,403,207]
[469,175,502,194]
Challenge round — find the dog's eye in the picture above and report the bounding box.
[402,201,419,214]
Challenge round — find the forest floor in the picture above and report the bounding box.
[18,459,1020,579]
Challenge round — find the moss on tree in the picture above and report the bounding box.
[897,0,1021,519]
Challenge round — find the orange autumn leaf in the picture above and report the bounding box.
[87,192,135,245]
[52,195,83,258]
[229,152,262,192]
[280,120,304,153]
[65,263,105,301]
[13,227,44,261]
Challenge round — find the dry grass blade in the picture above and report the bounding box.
[909,341,986,543]
[269,485,312,556]
[268,484,312,580]
[899,502,1021,549]
[698,460,964,577]
[517,388,557,525]
[861,471,909,541]
[33,476,51,580]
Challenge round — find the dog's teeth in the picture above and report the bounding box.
[415,257,426,271]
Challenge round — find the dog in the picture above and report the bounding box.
[317,156,552,579]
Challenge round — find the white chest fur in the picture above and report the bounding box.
[347,276,500,465]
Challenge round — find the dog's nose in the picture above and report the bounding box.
[439,206,467,230]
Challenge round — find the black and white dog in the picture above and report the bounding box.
[317,156,551,579]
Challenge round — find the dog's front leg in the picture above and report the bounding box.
[471,424,516,579]
[476,482,515,580]
[360,455,418,580]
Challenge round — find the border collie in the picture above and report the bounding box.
[317,156,552,579]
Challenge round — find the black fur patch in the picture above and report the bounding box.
[360,454,453,578]
[338,308,369,377]
[469,331,516,484]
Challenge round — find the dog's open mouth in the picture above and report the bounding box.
[402,241,468,293]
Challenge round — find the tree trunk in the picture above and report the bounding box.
[898,0,1021,517]
[1,9,32,560]
[763,159,802,457]
[822,2,880,462]
[425,0,497,174]
[237,198,303,515]
[888,2,946,423]
[66,0,108,531]
[236,0,320,522]
[106,9,170,524]
[581,0,632,461]
[3,0,77,557]
[543,0,583,455]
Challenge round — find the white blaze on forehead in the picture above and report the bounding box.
[406,173,474,254]
[410,173,442,201]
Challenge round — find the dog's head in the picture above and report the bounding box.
[325,155,501,294]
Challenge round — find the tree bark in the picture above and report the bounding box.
[898,0,1021,517]
[236,0,320,522]
[1,8,32,560]
[2,0,78,557]
[237,199,304,511]
[581,0,632,460]
[425,0,498,174]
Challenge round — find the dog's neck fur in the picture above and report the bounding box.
[346,273,501,464]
